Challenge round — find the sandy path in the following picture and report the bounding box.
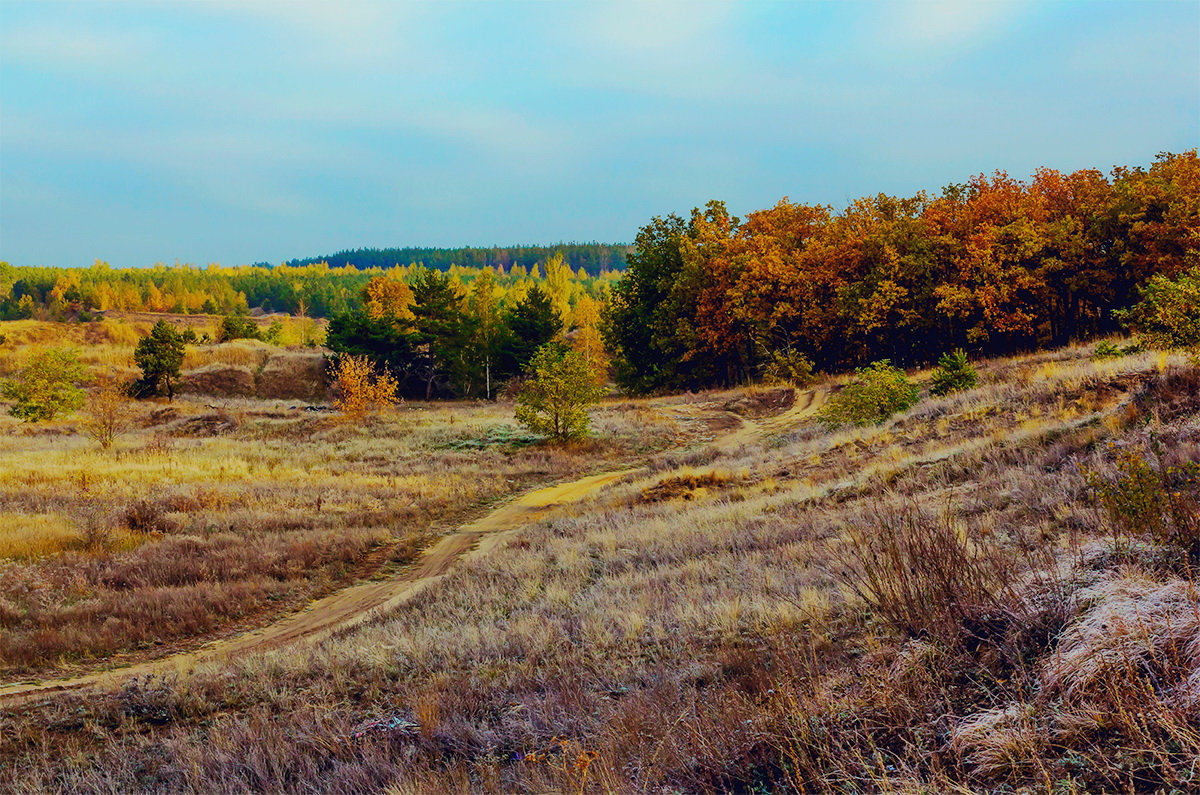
[0,392,829,707]
[0,468,640,707]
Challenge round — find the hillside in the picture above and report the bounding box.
[2,342,1198,792]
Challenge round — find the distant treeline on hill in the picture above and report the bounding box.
[0,253,620,321]
[284,243,630,276]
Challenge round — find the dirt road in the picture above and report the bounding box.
[0,468,640,707]
[0,390,829,707]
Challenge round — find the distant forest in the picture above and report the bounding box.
[284,243,630,276]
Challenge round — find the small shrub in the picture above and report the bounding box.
[764,348,815,386]
[817,360,920,427]
[82,370,137,449]
[132,321,186,399]
[331,354,399,419]
[0,347,86,421]
[515,343,604,442]
[217,315,262,343]
[930,349,979,395]
[1091,341,1123,360]
[833,505,1015,644]
[1086,443,1200,562]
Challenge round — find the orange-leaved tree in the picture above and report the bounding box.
[332,355,399,418]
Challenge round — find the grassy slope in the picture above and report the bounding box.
[2,344,1200,793]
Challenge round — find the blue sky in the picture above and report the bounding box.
[1,0,1197,267]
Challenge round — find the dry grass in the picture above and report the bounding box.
[0,386,688,679]
[1,341,1198,793]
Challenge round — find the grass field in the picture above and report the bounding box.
[1,326,1198,793]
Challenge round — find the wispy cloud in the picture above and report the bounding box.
[884,0,1035,51]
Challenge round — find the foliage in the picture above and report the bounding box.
[606,151,1199,392]
[0,347,86,421]
[929,349,979,395]
[503,284,562,375]
[331,354,399,418]
[603,201,740,392]
[1092,340,1123,359]
[763,347,815,386]
[0,251,619,321]
[217,314,262,342]
[81,371,137,449]
[515,344,604,442]
[286,243,629,276]
[1086,443,1200,561]
[817,360,921,427]
[1114,264,1200,351]
[132,321,187,399]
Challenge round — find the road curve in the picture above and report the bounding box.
[0,468,641,707]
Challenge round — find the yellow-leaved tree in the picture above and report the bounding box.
[332,355,399,419]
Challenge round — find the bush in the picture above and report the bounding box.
[217,315,262,343]
[515,343,604,442]
[0,348,86,421]
[1086,443,1200,562]
[763,348,815,386]
[1092,341,1123,360]
[833,505,1015,643]
[817,360,920,427]
[331,354,399,418]
[1114,265,1200,351]
[82,370,137,449]
[930,349,978,395]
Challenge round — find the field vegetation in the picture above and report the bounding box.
[0,379,690,679]
[0,150,1196,792]
[1,340,1197,792]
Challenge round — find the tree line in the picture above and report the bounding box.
[284,243,629,276]
[0,255,619,321]
[326,264,608,400]
[603,151,1198,393]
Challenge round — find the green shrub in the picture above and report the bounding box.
[1092,341,1123,360]
[515,344,604,442]
[817,360,920,428]
[763,348,815,386]
[1086,443,1200,562]
[929,349,978,395]
[132,321,187,399]
[0,348,86,421]
[1114,265,1200,351]
[217,315,262,343]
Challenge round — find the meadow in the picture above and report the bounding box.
[0,318,697,680]
[1,327,1197,792]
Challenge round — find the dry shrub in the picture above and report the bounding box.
[637,470,736,503]
[1086,441,1200,562]
[832,503,1017,644]
[81,370,137,449]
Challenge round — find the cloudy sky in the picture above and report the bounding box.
[1,0,1196,267]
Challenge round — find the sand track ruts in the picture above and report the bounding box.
[0,468,640,707]
[0,390,829,708]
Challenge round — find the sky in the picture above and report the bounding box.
[0,0,1197,268]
